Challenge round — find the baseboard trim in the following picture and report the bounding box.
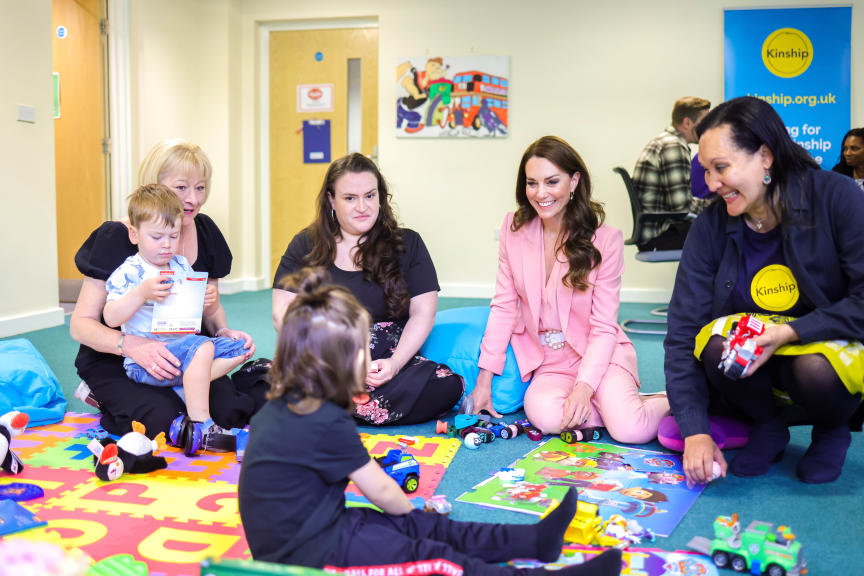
[0,307,66,338]
[439,283,495,299]
[440,283,672,303]
[219,276,269,295]
[620,288,673,303]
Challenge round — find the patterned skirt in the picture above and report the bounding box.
[353,321,464,425]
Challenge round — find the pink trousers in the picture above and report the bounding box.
[523,343,670,444]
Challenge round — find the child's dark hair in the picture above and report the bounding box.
[269,267,370,414]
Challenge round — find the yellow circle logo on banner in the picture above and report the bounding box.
[762,28,814,78]
[751,264,799,311]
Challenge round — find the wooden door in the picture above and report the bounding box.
[53,0,108,291]
[269,27,378,277]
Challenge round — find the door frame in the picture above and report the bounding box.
[258,17,378,283]
[55,0,132,297]
[106,0,133,221]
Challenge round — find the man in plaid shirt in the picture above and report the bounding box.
[632,97,711,250]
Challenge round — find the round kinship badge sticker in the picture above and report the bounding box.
[751,264,799,312]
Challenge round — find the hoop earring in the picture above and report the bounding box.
[763,171,772,185]
[569,190,575,201]
[331,208,336,220]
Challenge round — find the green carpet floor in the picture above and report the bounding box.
[3,293,862,572]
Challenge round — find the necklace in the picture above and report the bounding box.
[748,214,766,230]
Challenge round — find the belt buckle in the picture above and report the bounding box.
[543,330,565,350]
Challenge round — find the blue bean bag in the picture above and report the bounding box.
[0,339,67,427]
[420,306,527,414]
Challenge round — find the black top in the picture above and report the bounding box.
[272,228,439,322]
[238,399,370,566]
[74,214,232,369]
[729,224,810,317]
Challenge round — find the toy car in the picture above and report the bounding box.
[375,438,421,493]
[462,427,495,449]
[719,315,765,379]
[542,499,623,547]
[513,419,543,441]
[436,415,496,449]
[424,495,452,515]
[560,427,603,444]
[688,513,807,576]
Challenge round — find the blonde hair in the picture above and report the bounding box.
[128,184,183,229]
[138,139,213,196]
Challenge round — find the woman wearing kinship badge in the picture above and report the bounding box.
[663,97,864,485]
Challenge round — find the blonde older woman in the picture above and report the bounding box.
[71,139,262,437]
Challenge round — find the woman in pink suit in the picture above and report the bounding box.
[470,136,670,443]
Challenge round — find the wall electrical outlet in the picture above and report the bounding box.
[17,105,36,123]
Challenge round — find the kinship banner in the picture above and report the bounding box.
[724,7,851,167]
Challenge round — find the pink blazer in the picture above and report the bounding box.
[478,213,638,390]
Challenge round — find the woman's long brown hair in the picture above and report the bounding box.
[513,136,605,290]
[305,153,410,318]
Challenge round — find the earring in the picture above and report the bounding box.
[763,171,772,185]
[569,190,575,201]
[331,208,336,220]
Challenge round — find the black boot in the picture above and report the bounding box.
[796,425,852,484]
[729,415,789,477]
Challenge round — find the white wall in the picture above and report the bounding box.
[0,0,64,337]
[225,0,864,299]
[5,0,860,337]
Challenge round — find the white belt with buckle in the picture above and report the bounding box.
[541,330,566,350]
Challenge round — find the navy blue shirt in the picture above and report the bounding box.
[730,224,810,317]
[238,400,370,567]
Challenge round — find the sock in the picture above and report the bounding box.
[729,415,789,478]
[534,487,579,562]
[796,425,852,484]
[522,548,622,576]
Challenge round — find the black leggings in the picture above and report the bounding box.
[327,508,542,576]
[701,335,861,428]
[398,372,464,425]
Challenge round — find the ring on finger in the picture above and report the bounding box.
[151,363,158,371]
[580,417,588,425]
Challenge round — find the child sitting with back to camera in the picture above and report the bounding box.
[103,184,249,452]
[238,267,621,575]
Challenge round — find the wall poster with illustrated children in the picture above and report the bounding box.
[396,55,509,138]
[456,439,706,538]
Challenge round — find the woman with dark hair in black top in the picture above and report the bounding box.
[665,98,864,486]
[831,127,864,190]
[71,139,266,437]
[272,153,463,425]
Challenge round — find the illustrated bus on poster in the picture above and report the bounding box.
[396,55,509,138]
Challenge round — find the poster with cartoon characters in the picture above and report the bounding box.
[395,55,509,137]
[456,439,706,537]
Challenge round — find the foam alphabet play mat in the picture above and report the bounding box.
[0,413,460,576]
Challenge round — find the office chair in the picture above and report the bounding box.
[614,166,691,335]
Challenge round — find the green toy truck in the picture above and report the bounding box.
[688,513,807,576]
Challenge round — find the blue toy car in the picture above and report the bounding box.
[375,448,421,493]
